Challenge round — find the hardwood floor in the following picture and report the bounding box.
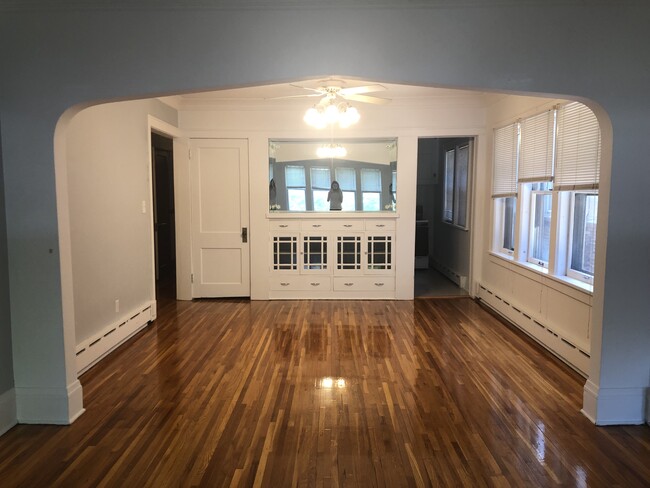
[0,298,648,487]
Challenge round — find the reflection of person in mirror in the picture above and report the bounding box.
[327,181,343,211]
[269,178,277,206]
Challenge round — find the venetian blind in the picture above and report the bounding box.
[492,122,519,198]
[519,110,555,183]
[555,102,601,191]
[361,168,381,192]
[285,165,305,187]
[310,167,331,189]
[335,167,357,190]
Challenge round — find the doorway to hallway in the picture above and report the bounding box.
[414,137,473,298]
[151,132,177,301]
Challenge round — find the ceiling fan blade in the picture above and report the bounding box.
[339,84,387,96]
[342,93,391,105]
[289,83,326,94]
[266,93,323,100]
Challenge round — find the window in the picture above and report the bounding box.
[492,123,519,255]
[310,167,331,211]
[495,196,516,254]
[443,149,455,222]
[528,182,553,267]
[443,144,471,228]
[361,168,381,211]
[391,170,397,206]
[335,167,357,211]
[285,165,306,211]
[490,102,601,289]
[568,193,598,283]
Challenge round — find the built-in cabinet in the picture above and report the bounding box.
[268,217,396,299]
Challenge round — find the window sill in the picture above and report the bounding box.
[488,251,593,296]
[442,220,469,232]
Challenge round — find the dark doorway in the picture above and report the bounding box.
[151,132,176,301]
[415,137,472,298]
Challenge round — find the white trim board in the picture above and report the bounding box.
[16,380,84,425]
[76,301,156,375]
[0,388,17,436]
[477,283,590,376]
[583,380,648,425]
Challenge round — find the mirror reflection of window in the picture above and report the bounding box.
[310,167,331,211]
[270,138,397,212]
[335,167,357,211]
[286,165,306,211]
[361,168,382,211]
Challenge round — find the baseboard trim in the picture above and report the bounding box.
[581,379,598,424]
[16,379,85,425]
[431,259,468,290]
[582,380,647,425]
[76,300,156,375]
[0,388,17,436]
[477,283,590,376]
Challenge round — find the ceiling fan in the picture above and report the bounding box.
[274,80,390,129]
[275,80,391,106]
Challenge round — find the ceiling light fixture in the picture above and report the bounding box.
[316,144,347,159]
[304,101,360,129]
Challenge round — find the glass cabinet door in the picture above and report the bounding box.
[365,234,394,273]
[301,235,329,272]
[335,235,362,274]
[272,235,298,271]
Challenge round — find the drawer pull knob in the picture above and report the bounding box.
[280,282,290,286]
[310,282,320,286]
[343,224,352,228]
[376,224,385,228]
[279,224,288,228]
[344,282,354,287]
[374,282,385,287]
[312,224,322,228]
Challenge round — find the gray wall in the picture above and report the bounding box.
[0,120,14,395]
[0,1,648,424]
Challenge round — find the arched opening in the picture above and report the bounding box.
[53,79,611,424]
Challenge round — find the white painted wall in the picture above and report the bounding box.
[66,99,178,344]
[479,95,594,374]
[179,97,488,300]
[0,3,648,426]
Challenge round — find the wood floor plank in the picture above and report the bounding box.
[0,297,648,487]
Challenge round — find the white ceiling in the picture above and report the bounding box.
[160,77,503,109]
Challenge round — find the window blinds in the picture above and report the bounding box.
[285,166,305,187]
[555,102,601,191]
[492,122,519,198]
[335,167,357,190]
[361,168,381,192]
[519,110,555,183]
[310,167,331,189]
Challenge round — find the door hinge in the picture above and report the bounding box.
[191,273,194,283]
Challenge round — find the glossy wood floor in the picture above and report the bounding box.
[1,298,649,487]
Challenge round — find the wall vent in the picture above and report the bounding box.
[75,301,156,375]
[477,283,590,376]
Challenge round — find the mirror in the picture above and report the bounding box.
[269,138,397,212]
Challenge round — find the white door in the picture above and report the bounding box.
[190,139,250,297]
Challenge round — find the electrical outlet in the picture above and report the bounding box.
[141,200,146,214]
[115,299,120,313]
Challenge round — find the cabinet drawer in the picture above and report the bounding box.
[301,220,364,231]
[270,221,300,231]
[333,277,395,291]
[365,220,396,231]
[269,275,332,291]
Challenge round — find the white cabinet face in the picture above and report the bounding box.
[335,234,363,274]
